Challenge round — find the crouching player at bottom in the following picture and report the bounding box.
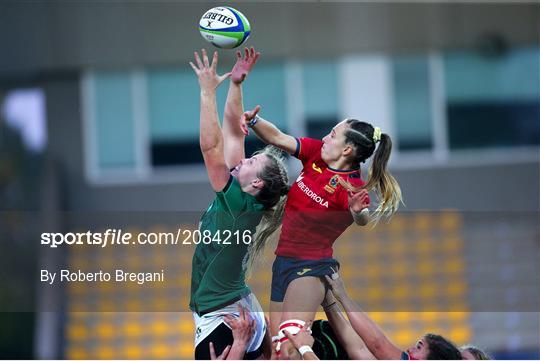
[321,273,463,360]
[215,290,469,360]
[276,290,375,360]
[272,275,464,360]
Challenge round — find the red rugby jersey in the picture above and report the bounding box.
[276,137,367,260]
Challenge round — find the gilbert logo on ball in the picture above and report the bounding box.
[199,7,251,49]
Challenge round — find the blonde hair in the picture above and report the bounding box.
[460,345,491,360]
[245,146,289,276]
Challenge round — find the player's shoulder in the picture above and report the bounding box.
[344,169,365,185]
[299,137,323,147]
[297,137,323,157]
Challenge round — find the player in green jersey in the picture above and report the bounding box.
[189,48,289,360]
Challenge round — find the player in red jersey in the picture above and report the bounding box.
[241,104,403,341]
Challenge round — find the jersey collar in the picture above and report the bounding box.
[327,165,360,174]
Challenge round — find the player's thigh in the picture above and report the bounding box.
[281,276,325,323]
[269,301,283,336]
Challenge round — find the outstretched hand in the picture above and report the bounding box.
[190,49,231,93]
[231,47,260,84]
[240,105,261,136]
[348,189,370,213]
[324,273,348,302]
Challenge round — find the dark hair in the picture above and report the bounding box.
[460,345,491,360]
[425,333,462,360]
[245,146,289,276]
[341,119,402,223]
[343,119,377,163]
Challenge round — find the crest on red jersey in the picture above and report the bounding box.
[324,175,340,193]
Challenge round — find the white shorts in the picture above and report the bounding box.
[192,293,266,353]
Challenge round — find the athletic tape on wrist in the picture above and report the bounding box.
[248,115,259,128]
[299,345,314,356]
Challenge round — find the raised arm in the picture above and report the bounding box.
[222,47,260,168]
[325,275,402,360]
[189,49,231,192]
[242,109,297,155]
[322,292,376,360]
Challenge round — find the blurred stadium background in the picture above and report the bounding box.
[0,1,539,360]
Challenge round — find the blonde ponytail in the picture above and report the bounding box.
[245,195,287,277]
[245,145,289,276]
[363,133,402,223]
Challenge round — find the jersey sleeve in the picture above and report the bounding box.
[216,176,248,214]
[293,137,324,165]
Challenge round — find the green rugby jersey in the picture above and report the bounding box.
[190,176,264,314]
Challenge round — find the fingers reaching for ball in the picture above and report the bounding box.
[231,47,261,84]
[190,49,231,91]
